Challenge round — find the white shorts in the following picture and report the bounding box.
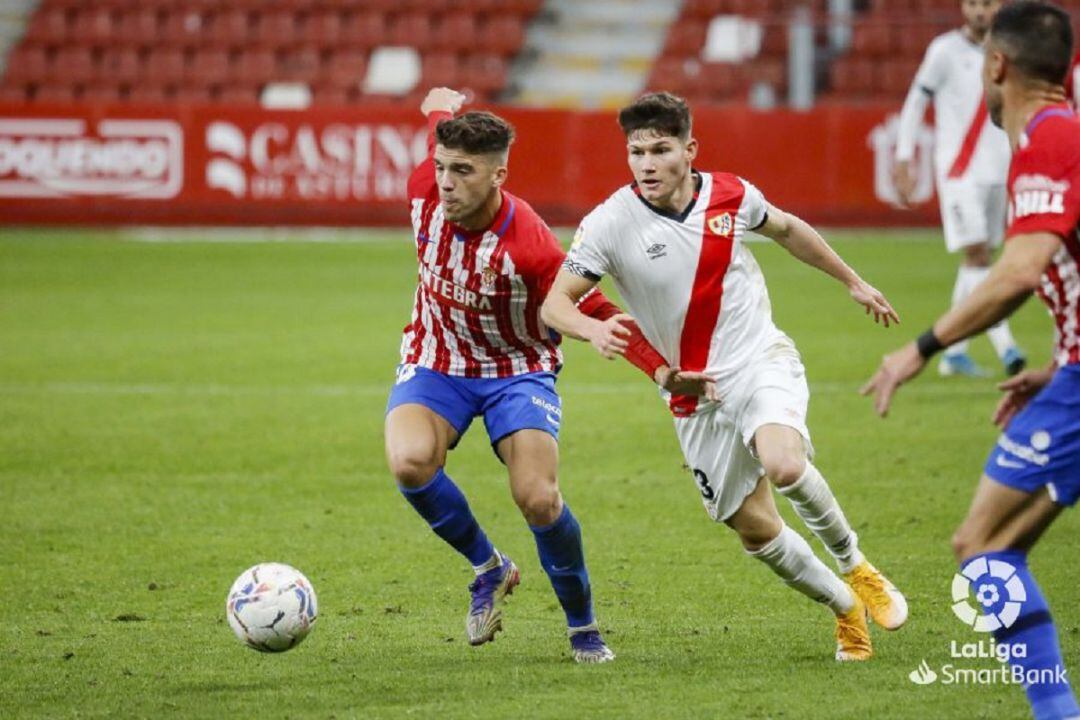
[673,341,813,523]
[938,180,1007,252]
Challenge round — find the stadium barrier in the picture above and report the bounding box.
[0,102,940,227]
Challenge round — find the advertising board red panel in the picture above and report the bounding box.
[0,102,939,227]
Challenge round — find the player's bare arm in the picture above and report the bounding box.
[861,232,1063,417]
[756,203,900,327]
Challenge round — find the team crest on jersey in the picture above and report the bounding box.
[708,212,734,237]
[480,266,498,291]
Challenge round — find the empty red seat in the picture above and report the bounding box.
[143,48,187,83]
[386,13,433,47]
[0,83,29,103]
[4,46,51,82]
[432,14,477,53]
[101,47,143,84]
[52,46,97,83]
[173,82,212,103]
[215,83,261,104]
[301,12,342,45]
[25,9,70,43]
[324,50,367,88]
[82,82,121,103]
[881,59,921,96]
[664,21,707,57]
[33,83,77,103]
[188,48,231,83]
[127,82,168,103]
[209,9,250,46]
[421,52,461,88]
[161,9,208,45]
[852,21,892,58]
[312,83,352,105]
[117,9,160,44]
[340,13,387,50]
[462,54,506,95]
[236,49,277,83]
[831,57,876,95]
[71,8,116,44]
[279,46,323,82]
[476,16,524,56]
[255,11,298,47]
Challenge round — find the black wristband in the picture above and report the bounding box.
[916,329,945,359]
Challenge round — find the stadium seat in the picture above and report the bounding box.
[161,9,208,46]
[101,48,143,84]
[462,54,507,96]
[881,59,921,97]
[830,57,876,95]
[279,46,323,83]
[340,13,387,50]
[325,50,367,88]
[52,46,97,83]
[216,83,261,104]
[421,52,461,89]
[477,16,525,57]
[82,82,121,103]
[117,9,161,45]
[664,21,707,58]
[4,47,51,82]
[143,49,187,84]
[255,11,299,47]
[208,9,250,46]
[24,9,70,43]
[127,82,168,103]
[431,14,478,53]
[188,48,231,84]
[71,8,116,45]
[236,49,278,84]
[386,13,433,47]
[0,83,29,103]
[33,83,76,103]
[301,12,342,46]
[172,82,212,103]
[311,82,353,105]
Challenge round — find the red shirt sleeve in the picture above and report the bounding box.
[519,214,668,379]
[1006,120,1080,242]
[406,110,452,201]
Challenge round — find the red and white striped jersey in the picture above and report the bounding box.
[564,171,786,416]
[1006,104,1080,367]
[400,114,566,378]
[896,30,1010,185]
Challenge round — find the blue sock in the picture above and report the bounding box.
[531,504,595,628]
[969,550,1080,720]
[399,468,495,567]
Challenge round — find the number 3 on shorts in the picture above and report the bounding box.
[693,468,715,500]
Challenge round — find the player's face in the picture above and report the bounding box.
[433,145,506,226]
[982,38,1006,128]
[626,131,697,209]
[961,0,1001,38]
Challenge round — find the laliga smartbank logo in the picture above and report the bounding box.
[0,118,182,198]
[906,558,1068,688]
[951,555,1026,632]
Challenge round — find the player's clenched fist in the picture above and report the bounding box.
[421,87,467,117]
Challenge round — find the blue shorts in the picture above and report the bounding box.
[984,364,1080,507]
[385,364,562,453]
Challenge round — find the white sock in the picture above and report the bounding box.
[945,265,985,356]
[747,524,855,615]
[778,463,865,574]
[472,551,502,575]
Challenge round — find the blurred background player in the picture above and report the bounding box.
[893,0,1027,378]
[385,87,693,664]
[865,4,1080,717]
[542,92,908,663]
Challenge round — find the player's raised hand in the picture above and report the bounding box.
[849,278,901,327]
[655,367,720,402]
[859,342,926,417]
[421,87,467,117]
[587,313,633,359]
[992,367,1054,428]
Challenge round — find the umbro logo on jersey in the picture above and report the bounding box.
[708,212,734,237]
[646,243,667,260]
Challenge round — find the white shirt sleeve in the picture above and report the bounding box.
[896,39,944,162]
[741,179,769,230]
[563,211,613,280]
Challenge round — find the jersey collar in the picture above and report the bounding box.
[632,171,703,223]
[452,191,516,242]
[1020,103,1075,148]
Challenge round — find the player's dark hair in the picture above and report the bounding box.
[618,92,692,141]
[435,112,514,156]
[990,1,1073,86]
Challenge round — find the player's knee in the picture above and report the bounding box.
[514,482,562,526]
[762,455,806,488]
[386,446,441,488]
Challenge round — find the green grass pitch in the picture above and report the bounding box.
[1,228,1076,719]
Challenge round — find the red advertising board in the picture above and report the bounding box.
[0,102,939,227]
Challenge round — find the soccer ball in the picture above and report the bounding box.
[226,563,318,652]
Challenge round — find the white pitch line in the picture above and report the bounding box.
[0,381,998,398]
